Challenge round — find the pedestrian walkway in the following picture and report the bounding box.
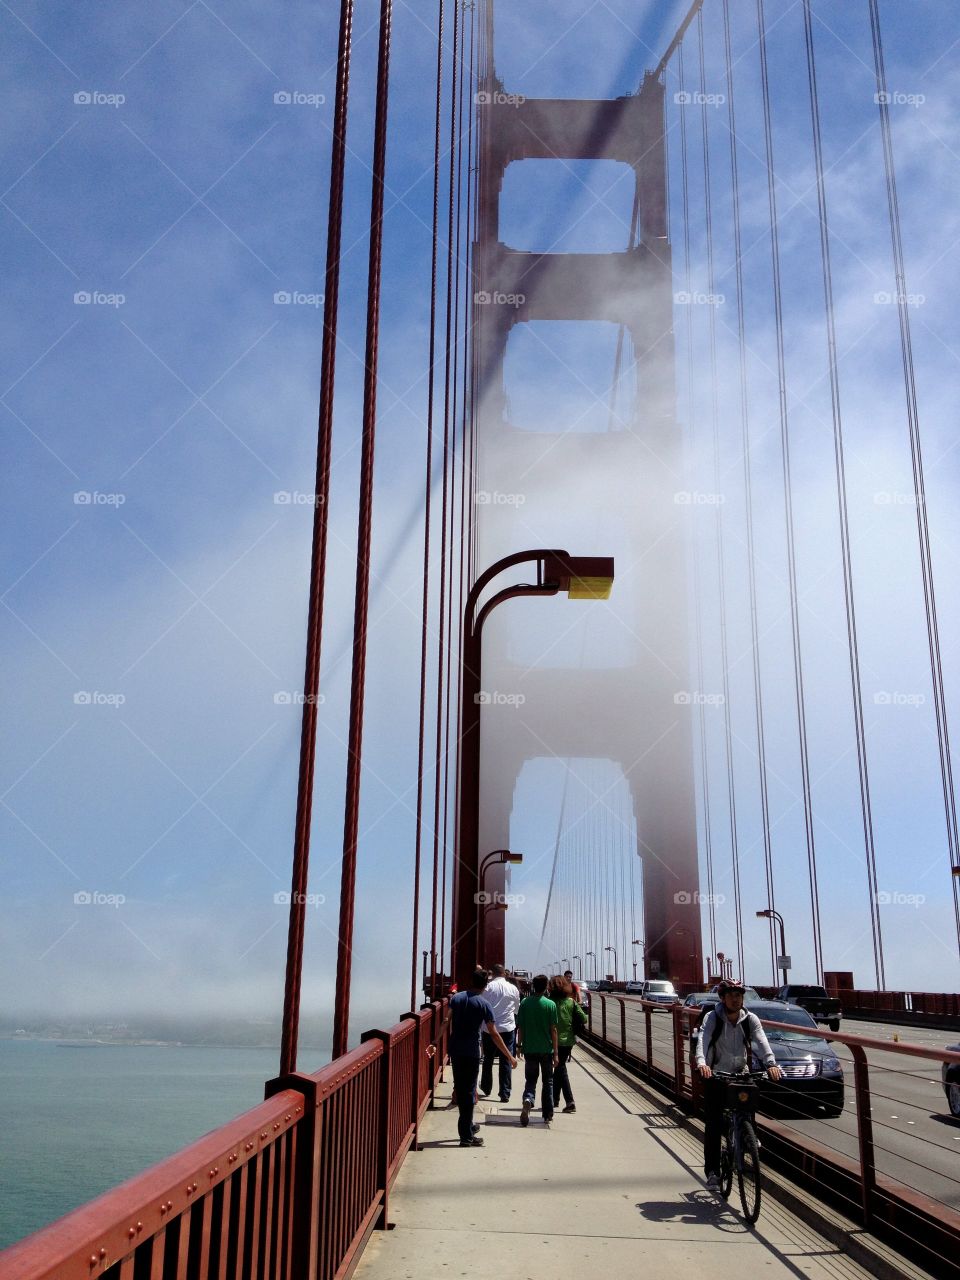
[354,1048,890,1280]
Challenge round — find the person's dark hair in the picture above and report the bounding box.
[471,967,489,990]
[563,970,574,979]
[549,974,573,1001]
[532,973,548,994]
[491,963,505,977]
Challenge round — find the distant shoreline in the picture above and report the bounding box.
[1,1037,326,1051]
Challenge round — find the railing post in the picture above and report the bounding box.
[587,991,594,1034]
[264,1072,320,1280]
[361,1031,394,1231]
[851,1044,876,1226]
[601,994,607,1044]
[645,1003,653,1076]
[402,1012,423,1148]
[672,1004,685,1101]
[618,998,627,1060]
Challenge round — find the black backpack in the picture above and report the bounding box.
[704,1008,755,1063]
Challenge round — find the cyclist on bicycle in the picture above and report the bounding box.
[695,978,782,1191]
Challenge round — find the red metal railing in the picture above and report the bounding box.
[585,993,960,1278]
[0,1001,448,1280]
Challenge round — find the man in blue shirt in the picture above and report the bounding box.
[449,968,517,1146]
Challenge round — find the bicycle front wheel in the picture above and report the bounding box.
[737,1120,761,1224]
[719,1134,733,1201]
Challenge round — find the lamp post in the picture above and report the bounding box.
[586,950,597,979]
[756,908,788,986]
[604,945,618,982]
[631,939,644,982]
[454,550,614,986]
[572,954,582,979]
[477,849,523,961]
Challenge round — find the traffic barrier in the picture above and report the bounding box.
[0,1000,449,1280]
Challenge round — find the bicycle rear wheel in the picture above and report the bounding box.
[719,1133,733,1200]
[737,1119,761,1224]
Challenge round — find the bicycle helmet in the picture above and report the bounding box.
[716,978,747,996]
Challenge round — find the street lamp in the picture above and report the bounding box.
[756,908,789,986]
[477,850,523,961]
[631,939,644,982]
[453,550,614,985]
[604,945,618,982]
[586,950,597,979]
[572,954,583,979]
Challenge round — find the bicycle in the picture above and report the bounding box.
[713,1069,765,1224]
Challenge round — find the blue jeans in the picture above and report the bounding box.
[480,1029,515,1100]
[522,1053,554,1122]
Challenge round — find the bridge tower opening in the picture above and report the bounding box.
[459,4,704,988]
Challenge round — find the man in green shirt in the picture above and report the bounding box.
[516,974,559,1127]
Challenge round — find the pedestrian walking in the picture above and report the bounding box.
[548,974,587,1113]
[480,963,520,1102]
[448,968,517,1147]
[516,974,559,1128]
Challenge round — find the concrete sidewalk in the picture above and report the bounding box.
[354,1048,880,1280]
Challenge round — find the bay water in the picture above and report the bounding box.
[0,1039,329,1250]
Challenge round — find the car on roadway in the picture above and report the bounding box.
[640,979,678,1006]
[942,1041,960,1118]
[774,983,842,1032]
[624,980,644,994]
[688,1000,844,1117]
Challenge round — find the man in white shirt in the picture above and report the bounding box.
[695,979,782,1191]
[479,964,521,1102]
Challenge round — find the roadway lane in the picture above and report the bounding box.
[590,997,960,1209]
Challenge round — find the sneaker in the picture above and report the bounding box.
[520,1099,532,1127]
[705,1173,720,1192]
[459,1136,484,1147]
[562,1105,576,1114]
[478,1090,490,1099]
[472,1123,481,1133]
[498,1095,510,1103]
[543,1119,552,1128]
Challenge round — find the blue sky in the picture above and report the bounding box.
[2,1,960,1058]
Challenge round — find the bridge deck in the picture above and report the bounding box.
[355,1046,880,1280]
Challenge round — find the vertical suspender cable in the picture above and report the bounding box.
[869,0,960,968]
[721,0,777,984]
[280,0,354,1077]
[698,9,744,977]
[756,0,824,982]
[678,46,718,964]
[331,0,394,1060]
[434,0,462,993]
[803,0,885,987]
[414,0,446,1015]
